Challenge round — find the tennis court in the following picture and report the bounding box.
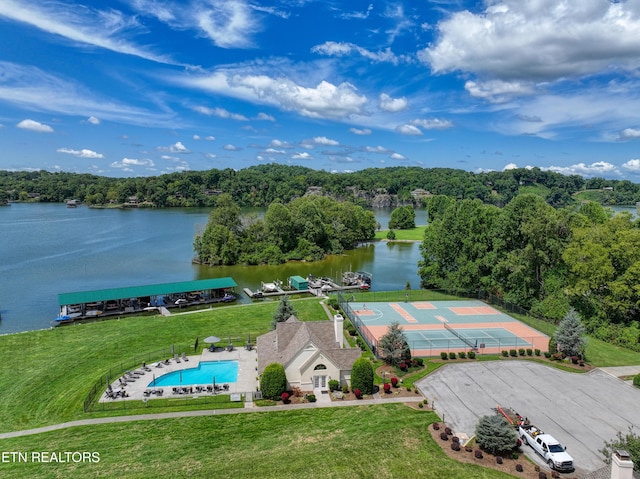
[344,299,548,357]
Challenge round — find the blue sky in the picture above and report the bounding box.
[1,0,640,179]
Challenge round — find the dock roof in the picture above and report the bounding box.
[58,278,237,305]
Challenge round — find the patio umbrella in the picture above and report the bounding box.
[180,370,182,384]
[204,336,221,344]
[152,374,156,387]
[213,376,216,394]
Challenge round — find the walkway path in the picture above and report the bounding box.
[0,396,425,440]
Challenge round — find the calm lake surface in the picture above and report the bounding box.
[0,204,426,334]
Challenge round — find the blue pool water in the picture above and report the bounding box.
[149,361,238,387]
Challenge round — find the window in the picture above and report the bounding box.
[314,364,327,370]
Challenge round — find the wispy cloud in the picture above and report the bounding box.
[57,148,104,158]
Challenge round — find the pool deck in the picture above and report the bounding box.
[101,346,259,403]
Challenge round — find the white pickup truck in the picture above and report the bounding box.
[518,423,574,471]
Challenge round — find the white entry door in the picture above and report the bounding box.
[313,375,327,389]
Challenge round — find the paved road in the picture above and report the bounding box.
[416,361,640,477]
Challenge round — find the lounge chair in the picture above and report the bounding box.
[154,362,163,368]
[182,352,188,361]
[226,344,234,352]
[174,354,181,363]
[155,388,163,396]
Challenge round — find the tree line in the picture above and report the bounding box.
[3,164,640,208]
[420,194,640,351]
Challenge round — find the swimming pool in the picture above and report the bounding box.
[149,360,238,387]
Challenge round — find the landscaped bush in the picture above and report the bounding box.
[449,352,456,360]
[518,348,525,356]
[452,436,460,443]
[464,445,473,452]
[451,442,460,451]
[548,337,557,354]
[383,383,391,394]
[458,351,466,359]
[346,323,357,336]
[571,355,579,364]
[390,377,399,387]
[281,392,290,404]
[305,394,316,402]
[355,337,366,350]
[328,379,339,391]
[444,426,452,436]
[550,471,560,478]
[502,350,509,357]
[342,384,349,394]
[413,358,424,367]
[353,388,362,399]
[399,362,408,371]
[516,464,523,472]
[496,456,503,464]
[544,351,552,358]
[474,449,483,459]
[633,373,640,388]
[535,348,541,356]
[351,357,374,394]
[440,432,449,441]
[509,349,517,357]
[538,472,548,479]
[259,363,287,400]
[418,402,423,408]
[441,352,448,360]
[432,422,440,430]
[467,351,476,359]
[512,452,519,460]
[526,348,533,356]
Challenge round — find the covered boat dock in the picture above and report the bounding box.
[57,278,237,323]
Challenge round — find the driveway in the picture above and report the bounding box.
[416,361,640,476]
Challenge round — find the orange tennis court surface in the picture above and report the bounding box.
[349,300,548,357]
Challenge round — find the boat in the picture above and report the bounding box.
[342,271,372,287]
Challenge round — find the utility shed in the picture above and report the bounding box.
[289,275,309,290]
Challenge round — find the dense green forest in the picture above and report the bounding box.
[193,194,376,265]
[3,164,639,208]
[420,195,640,351]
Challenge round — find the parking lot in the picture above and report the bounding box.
[416,361,640,476]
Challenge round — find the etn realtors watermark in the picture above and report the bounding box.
[2,451,100,463]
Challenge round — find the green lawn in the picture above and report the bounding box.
[0,405,515,479]
[375,225,426,241]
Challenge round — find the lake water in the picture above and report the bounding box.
[0,203,425,334]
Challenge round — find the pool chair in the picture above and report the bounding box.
[154,362,163,368]
[174,354,181,363]
[182,352,188,361]
[226,343,234,352]
[206,385,213,393]
[155,388,163,396]
[143,390,151,397]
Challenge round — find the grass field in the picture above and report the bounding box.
[374,225,426,241]
[0,405,516,479]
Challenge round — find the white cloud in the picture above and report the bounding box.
[269,139,294,149]
[0,0,172,64]
[390,153,406,160]
[379,93,407,112]
[223,144,239,151]
[503,163,518,171]
[57,148,104,159]
[410,118,453,130]
[87,116,100,125]
[157,141,190,153]
[622,159,640,172]
[256,112,275,121]
[395,124,422,135]
[546,161,620,177]
[16,119,53,133]
[292,152,313,160]
[311,41,401,65]
[193,106,248,121]
[465,80,536,103]
[619,128,640,141]
[421,0,640,85]
[111,158,155,169]
[193,134,215,140]
[182,72,368,120]
[350,127,371,135]
[311,136,339,146]
[264,148,286,155]
[365,146,391,154]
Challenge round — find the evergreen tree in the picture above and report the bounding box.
[554,308,586,357]
[260,363,287,400]
[378,321,411,366]
[351,357,374,395]
[599,427,640,471]
[271,295,297,329]
[475,415,518,455]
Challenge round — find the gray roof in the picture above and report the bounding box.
[257,316,360,374]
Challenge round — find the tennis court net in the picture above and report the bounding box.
[443,322,477,349]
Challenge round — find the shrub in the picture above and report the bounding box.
[440,432,449,441]
[548,336,558,354]
[346,323,357,336]
[444,426,453,436]
[260,363,287,400]
[464,445,473,452]
[399,362,408,371]
[526,348,533,356]
[406,386,411,392]
[512,452,519,460]
[538,472,548,479]
[534,348,541,356]
[496,456,503,464]
[355,337,366,350]
[341,384,349,394]
[458,351,466,359]
[518,348,526,356]
[474,449,483,459]
[328,379,340,391]
[423,398,428,405]
[551,471,560,479]
[441,352,448,360]
[414,357,424,366]
[353,388,363,399]
[305,394,316,403]
[418,402,423,408]
[534,465,540,472]
[281,392,290,404]
[432,422,440,431]
[515,464,523,472]
[475,414,518,455]
[544,351,552,358]
[571,355,579,364]
[351,358,374,394]
[449,352,457,360]
[502,350,509,357]
[452,436,460,443]
[383,383,391,394]
[390,377,399,387]
[451,442,460,451]
[552,353,563,361]
[509,349,517,357]
[468,351,476,359]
